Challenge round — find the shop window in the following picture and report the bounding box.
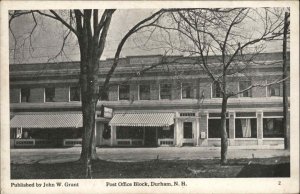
[263,118,284,138]
[158,125,174,138]
[70,86,81,101]
[160,83,172,100]
[269,84,281,97]
[183,122,193,139]
[139,84,150,100]
[208,119,229,138]
[116,126,143,139]
[235,118,257,138]
[182,83,194,99]
[239,81,252,97]
[45,87,55,102]
[119,85,130,100]
[212,82,221,98]
[21,88,30,102]
[10,128,16,139]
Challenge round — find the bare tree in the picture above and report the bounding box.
[9,8,192,177]
[136,8,288,164]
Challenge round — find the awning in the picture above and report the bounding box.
[10,113,82,128]
[109,113,174,127]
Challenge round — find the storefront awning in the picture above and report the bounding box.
[109,113,174,127]
[10,113,82,128]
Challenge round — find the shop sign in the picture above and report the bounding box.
[101,106,113,118]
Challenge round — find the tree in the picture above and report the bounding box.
[282,12,290,150]
[137,8,288,164]
[9,8,186,177]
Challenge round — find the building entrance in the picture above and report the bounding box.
[144,127,157,147]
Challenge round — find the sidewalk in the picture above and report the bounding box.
[10,147,290,164]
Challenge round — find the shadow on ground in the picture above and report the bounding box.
[236,163,290,177]
[11,156,290,179]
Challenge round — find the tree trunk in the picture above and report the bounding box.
[220,96,228,165]
[80,98,97,178]
[282,12,289,150]
[77,55,99,178]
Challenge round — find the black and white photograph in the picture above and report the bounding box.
[1,1,299,194]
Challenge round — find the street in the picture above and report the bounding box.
[10,147,290,164]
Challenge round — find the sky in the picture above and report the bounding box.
[9,9,286,64]
[9,9,164,64]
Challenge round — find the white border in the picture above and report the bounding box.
[1,1,299,194]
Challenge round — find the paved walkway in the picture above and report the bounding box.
[10,147,290,164]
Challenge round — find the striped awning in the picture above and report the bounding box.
[109,113,174,127]
[10,113,82,128]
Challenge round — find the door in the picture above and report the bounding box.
[144,127,157,147]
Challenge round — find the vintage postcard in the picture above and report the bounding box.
[1,1,299,194]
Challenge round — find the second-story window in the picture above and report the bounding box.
[139,84,150,100]
[119,85,130,100]
[269,84,281,97]
[98,86,109,101]
[70,86,81,101]
[182,83,194,99]
[239,81,252,97]
[21,88,30,103]
[45,87,55,102]
[212,82,221,98]
[160,83,172,100]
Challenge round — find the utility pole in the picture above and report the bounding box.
[282,12,289,150]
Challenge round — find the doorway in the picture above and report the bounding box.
[144,127,157,147]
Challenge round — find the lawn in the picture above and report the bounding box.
[11,156,290,179]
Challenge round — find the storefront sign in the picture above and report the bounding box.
[101,106,113,118]
[200,132,206,139]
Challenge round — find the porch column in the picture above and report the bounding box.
[196,112,200,146]
[198,112,208,146]
[175,112,182,146]
[257,111,263,145]
[110,126,117,146]
[228,112,235,146]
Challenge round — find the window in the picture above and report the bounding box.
[119,85,130,100]
[160,83,172,100]
[212,82,221,98]
[70,86,80,101]
[235,118,257,138]
[263,118,284,138]
[269,84,281,97]
[208,119,229,138]
[239,81,252,97]
[45,87,55,102]
[158,125,174,138]
[180,113,195,117]
[99,86,109,101]
[139,84,150,100]
[182,83,194,99]
[116,126,143,139]
[21,88,30,102]
[183,122,193,139]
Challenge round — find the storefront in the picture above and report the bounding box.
[109,113,175,147]
[10,112,83,148]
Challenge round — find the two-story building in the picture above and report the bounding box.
[9,52,290,148]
